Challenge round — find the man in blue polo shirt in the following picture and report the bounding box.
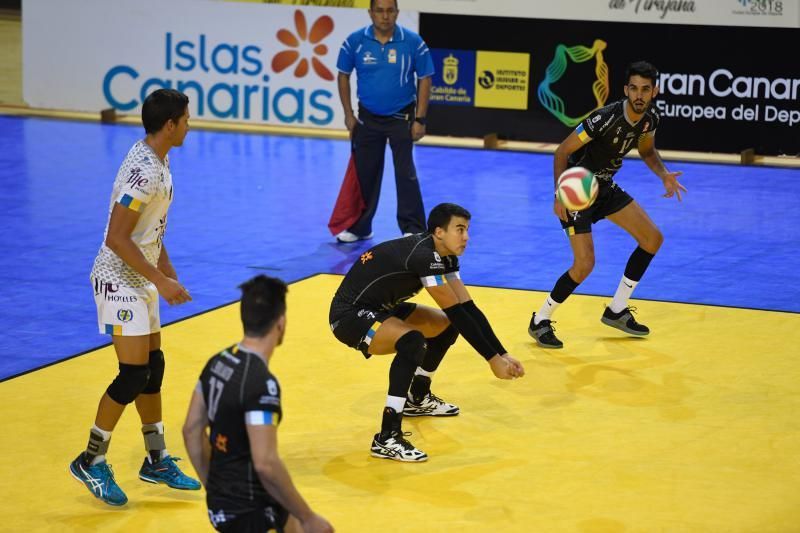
[334,0,434,243]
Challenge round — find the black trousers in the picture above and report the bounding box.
[348,103,426,236]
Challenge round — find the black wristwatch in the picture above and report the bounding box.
[414,116,427,126]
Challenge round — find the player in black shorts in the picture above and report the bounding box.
[183,275,333,533]
[528,60,687,349]
[330,203,525,462]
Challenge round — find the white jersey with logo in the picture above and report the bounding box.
[91,140,174,288]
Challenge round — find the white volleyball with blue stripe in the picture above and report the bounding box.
[557,167,598,211]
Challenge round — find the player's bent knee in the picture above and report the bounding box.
[395,330,427,366]
[570,260,594,282]
[142,349,165,394]
[650,229,664,252]
[106,363,150,404]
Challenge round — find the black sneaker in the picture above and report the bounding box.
[601,306,649,336]
[528,313,563,349]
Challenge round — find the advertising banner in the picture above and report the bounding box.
[225,0,370,6]
[22,0,418,129]
[430,49,530,110]
[421,14,800,155]
[403,0,799,29]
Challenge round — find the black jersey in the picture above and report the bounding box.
[332,233,460,313]
[569,99,661,182]
[198,344,283,514]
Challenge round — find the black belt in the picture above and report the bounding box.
[360,102,415,121]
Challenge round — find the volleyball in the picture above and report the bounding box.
[556,167,598,211]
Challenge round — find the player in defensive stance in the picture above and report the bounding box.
[529,60,687,349]
[183,276,333,533]
[329,203,525,462]
[69,89,199,506]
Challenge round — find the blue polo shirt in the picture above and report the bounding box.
[337,24,434,116]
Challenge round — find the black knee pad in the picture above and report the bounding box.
[106,363,150,405]
[142,349,165,394]
[395,330,427,366]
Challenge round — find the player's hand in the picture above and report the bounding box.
[411,121,426,142]
[344,112,357,136]
[553,197,568,222]
[301,513,334,533]
[156,276,191,305]
[661,171,687,201]
[489,354,525,380]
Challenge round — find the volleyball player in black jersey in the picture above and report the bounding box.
[330,203,525,462]
[529,61,687,349]
[183,276,333,533]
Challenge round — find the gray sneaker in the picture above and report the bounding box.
[528,313,563,348]
[601,306,649,335]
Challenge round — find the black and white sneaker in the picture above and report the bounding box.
[370,431,428,462]
[528,313,563,348]
[601,306,649,336]
[404,392,460,417]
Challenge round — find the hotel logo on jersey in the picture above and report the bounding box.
[431,49,530,110]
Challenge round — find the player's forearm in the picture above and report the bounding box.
[641,149,668,179]
[255,458,315,523]
[553,148,571,188]
[337,73,354,116]
[462,300,506,356]
[105,234,167,284]
[416,76,432,117]
[157,244,177,279]
[443,304,499,361]
[181,429,209,486]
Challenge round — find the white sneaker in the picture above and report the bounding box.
[335,230,373,243]
[370,431,428,462]
[404,392,460,417]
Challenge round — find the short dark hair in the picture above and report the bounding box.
[239,275,288,338]
[625,60,659,86]
[427,203,471,233]
[370,0,398,9]
[142,88,189,135]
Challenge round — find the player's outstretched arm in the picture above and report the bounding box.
[248,425,334,533]
[425,283,524,379]
[182,389,211,486]
[638,134,687,201]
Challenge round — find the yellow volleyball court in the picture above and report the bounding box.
[2,274,799,532]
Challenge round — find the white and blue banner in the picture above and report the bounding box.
[401,0,799,28]
[22,0,419,128]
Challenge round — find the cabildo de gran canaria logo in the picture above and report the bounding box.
[537,40,609,127]
[102,10,335,125]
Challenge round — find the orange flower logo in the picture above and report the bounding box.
[272,10,334,81]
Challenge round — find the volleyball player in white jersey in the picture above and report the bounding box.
[69,89,200,506]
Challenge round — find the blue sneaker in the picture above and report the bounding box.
[138,456,201,490]
[69,453,128,506]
